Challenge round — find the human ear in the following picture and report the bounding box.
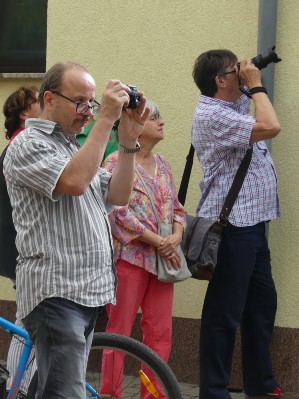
[19,110,28,121]
[215,74,226,89]
[43,91,55,110]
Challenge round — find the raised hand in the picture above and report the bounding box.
[117,88,150,148]
[239,59,262,89]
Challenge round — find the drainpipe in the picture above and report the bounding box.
[257,0,279,153]
[257,0,278,237]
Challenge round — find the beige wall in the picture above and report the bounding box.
[1,0,299,327]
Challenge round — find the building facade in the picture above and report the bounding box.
[1,0,299,390]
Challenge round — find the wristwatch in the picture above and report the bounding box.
[118,142,141,153]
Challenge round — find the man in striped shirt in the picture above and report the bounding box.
[191,50,292,399]
[4,61,149,399]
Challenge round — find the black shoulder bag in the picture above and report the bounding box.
[178,144,252,281]
[0,145,17,280]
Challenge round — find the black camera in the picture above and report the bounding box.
[251,46,281,70]
[238,46,281,71]
[127,84,141,109]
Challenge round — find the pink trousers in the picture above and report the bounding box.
[100,259,174,399]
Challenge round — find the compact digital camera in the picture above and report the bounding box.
[127,84,141,109]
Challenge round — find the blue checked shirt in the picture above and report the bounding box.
[191,94,280,227]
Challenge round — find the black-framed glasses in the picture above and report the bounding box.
[51,90,100,115]
[222,70,237,75]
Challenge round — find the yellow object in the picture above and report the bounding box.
[138,370,160,398]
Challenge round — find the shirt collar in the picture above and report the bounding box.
[199,94,247,111]
[25,118,71,144]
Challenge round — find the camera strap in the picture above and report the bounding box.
[239,86,252,99]
[237,73,253,98]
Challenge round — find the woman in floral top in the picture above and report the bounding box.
[100,101,186,399]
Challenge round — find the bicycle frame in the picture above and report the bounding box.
[0,316,99,399]
[0,316,33,399]
[0,317,183,398]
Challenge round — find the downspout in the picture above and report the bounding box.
[257,0,279,153]
[257,0,278,237]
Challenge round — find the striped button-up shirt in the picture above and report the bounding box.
[4,119,116,319]
[192,94,280,227]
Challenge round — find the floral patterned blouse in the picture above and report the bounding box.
[102,152,186,275]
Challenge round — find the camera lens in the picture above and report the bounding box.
[251,46,281,70]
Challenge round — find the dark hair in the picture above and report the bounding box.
[38,61,90,108]
[192,49,238,97]
[3,86,39,140]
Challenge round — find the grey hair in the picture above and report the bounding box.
[145,100,160,117]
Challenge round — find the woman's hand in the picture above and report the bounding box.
[158,233,181,256]
[160,251,181,271]
[157,233,183,270]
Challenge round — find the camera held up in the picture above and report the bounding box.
[112,84,142,132]
[251,46,281,70]
[238,45,282,71]
[127,84,142,109]
[237,46,281,98]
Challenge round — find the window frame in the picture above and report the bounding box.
[0,0,47,73]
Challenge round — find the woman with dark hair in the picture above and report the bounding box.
[3,85,40,142]
[1,86,40,397]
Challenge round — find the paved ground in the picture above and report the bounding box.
[85,371,246,398]
[1,357,246,398]
[180,381,244,398]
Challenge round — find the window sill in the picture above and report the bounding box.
[0,73,45,79]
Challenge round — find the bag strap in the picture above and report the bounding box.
[219,147,252,224]
[178,143,253,225]
[0,145,9,184]
[178,144,195,206]
[135,168,162,223]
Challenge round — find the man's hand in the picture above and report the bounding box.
[117,91,150,148]
[98,80,150,149]
[238,60,281,143]
[238,59,262,90]
[98,80,131,125]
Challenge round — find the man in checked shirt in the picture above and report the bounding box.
[192,50,297,399]
[4,62,150,399]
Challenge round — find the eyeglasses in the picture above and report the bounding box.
[149,114,162,122]
[222,70,237,75]
[51,90,100,115]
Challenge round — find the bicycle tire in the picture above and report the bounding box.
[87,332,183,398]
[25,332,183,398]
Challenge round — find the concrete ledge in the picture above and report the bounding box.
[0,73,45,79]
[1,299,299,390]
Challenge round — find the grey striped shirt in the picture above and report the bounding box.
[4,118,116,319]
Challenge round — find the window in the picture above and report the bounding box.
[0,0,47,73]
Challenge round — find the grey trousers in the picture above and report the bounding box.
[22,297,99,399]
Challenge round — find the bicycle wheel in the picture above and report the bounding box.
[87,332,183,398]
[25,332,183,399]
